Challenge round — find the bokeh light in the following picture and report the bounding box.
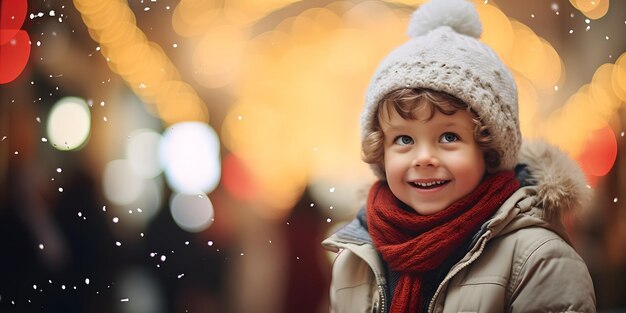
[169,193,215,233]
[507,21,563,91]
[126,129,163,179]
[222,2,404,218]
[576,123,618,179]
[0,0,30,84]
[0,30,30,84]
[474,2,513,58]
[158,122,221,194]
[191,22,247,89]
[538,52,626,157]
[570,0,610,19]
[309,179,367,221]
[110,177,163,231]
[613,53,626,101]
[46,97,92,151]
[116,268,165,313]
[0,0,27,44]
[102,159,145,206]
[172,0,220,37]
[73,0,209,125]
[221,153,258,201]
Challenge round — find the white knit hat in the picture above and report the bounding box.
[361,0,521,179]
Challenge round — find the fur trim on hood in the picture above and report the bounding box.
[518,140,593,219]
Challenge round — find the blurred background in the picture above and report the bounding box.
[1,0,625,312]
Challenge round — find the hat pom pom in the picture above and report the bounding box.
[407,0,482,39]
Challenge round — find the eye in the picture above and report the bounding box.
[394,135,414,146]
[440,132,459,143]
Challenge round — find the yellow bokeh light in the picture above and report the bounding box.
[514,75,540,139]
[172,0,220,37]
[590,64,622,119]
[222,0,301,26]
[155,81,208,125]
[192,22,248,89]
[536,38,564,90]
[613,52,626,101]
[583,0,609,20]
[476,2,513,59]
[508,21,563,91]
[74,0,208,125]
[570,0,609,19]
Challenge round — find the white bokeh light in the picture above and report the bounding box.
[170,193,215,233]
[158,122,221,194]
[46,97,91,150]
[309,179,366,220]
[103,159,145,206]
[110,177,163,230]
[126,129,163,179]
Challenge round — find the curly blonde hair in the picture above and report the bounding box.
[361,88,500,175]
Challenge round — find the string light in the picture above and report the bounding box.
[73,0,208,125]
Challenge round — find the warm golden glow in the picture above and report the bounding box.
[73,0,208,125]
[192,22,248,89]
[514,75,540,139]
[613,53,626,101]
[172,0,220,37]
[538,53,626,157]
[218,1,625,216]
[570,0,609,19]
[507,21,563,91]
[222,0,302,26]
[221,3,406,217]
[475,2,513,58]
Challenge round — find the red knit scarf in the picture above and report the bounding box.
[366,170,520,313]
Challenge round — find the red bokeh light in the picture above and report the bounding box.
[575,124,618,186]
[222,153,259,201]
[0,0,30,84]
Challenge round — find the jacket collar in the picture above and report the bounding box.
[331,208,372,245]
[517,139,592,220]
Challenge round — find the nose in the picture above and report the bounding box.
[412,145,440,167]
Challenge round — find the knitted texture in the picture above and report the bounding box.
[361,0,521,179]
[366,171,520,312]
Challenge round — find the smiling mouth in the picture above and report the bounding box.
[409,180,450,190]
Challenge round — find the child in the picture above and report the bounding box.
[322,0,597,312]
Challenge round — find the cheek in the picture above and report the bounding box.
[383,153,405,179]
[447,151,485,178]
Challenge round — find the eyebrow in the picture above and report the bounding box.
[435,119,473,130]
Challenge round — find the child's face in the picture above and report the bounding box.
[380,104,486,215]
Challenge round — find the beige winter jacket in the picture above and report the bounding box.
[322,141,597,313]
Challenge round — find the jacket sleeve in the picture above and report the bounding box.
[509,234,596,313]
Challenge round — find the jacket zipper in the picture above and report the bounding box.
[378,284,388,313]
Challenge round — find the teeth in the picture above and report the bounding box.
[413,180,446,187]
